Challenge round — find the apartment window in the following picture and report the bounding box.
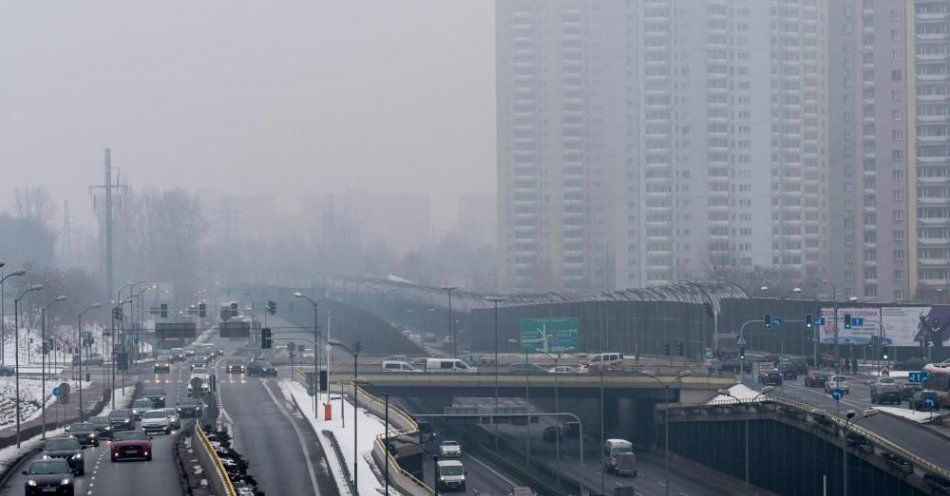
[864,268,877,280]
[891,69,902,81]
[844,111,853,123]
[895,230,905,242]
[844,253,853,264]
[892,130,904,141]
[845,271,854,281]
[893,170,904,181]
[892,150,904,161]
[865,285,877,298]
[894,289,904,300]
[894,250,905,261]
[893,189,904,202]
[844,183,854,193]
[894,210,904,222]
[891,89,903,102]
[892,109,902,121]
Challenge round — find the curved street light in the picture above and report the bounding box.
[40,295,68,438]
[293,291,321,420]
[0,268,27,367]
[77,303,102,421]
[14,284,44,447]
[842,408,878,494]
[718,386,775,495]
[644,370,692,496]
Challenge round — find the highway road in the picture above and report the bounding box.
[0,365,185,496]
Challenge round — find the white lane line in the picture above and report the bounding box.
[466,454,519,488]
[260,380,321,496]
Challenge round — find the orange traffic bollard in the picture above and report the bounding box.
[324,403,332,421]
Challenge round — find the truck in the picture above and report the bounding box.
[603,439,637,477]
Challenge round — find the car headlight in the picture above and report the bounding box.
[61,478,72,485]
[41,454,51,459]
[123,419,130,423]
[105,426,112,431]
[88,433,96,438]
[72,453,82,460]
[27,479,37,486]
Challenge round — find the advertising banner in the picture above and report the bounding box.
[519,318,579,353]
[881,306,950,347]
[817,307,880,345]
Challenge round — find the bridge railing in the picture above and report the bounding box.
[193,423,237,496]
[665,395,950,482]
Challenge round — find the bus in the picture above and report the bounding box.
[922,359,950,408]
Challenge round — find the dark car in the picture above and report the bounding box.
[143,387,166,408]
[41,437,85,475]
[721,358,752,373]
[780,357,808,375]
[0,365,14,376]
[177,398,203,418]
[247,361,278,376]
[542,425,564,442]
[169,349,186,362]
[758,369,783,386]
[110,430,152,462]
[910,390,942,411]
[893,357,928,371]
[225,359,246,374]
[87,416,113,440]
[22,460,74,496]
[778,363,798,380]
[508,363,548,375]
[902,382,922,400]
[108,409,134,431]
[131,398,153,420]
[188,359,206,371]
[153,357,171,373]
[804,373,829,388]
[66,423,99,447]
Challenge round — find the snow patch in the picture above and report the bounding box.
[874,406,946,423]
[708,384,771,404]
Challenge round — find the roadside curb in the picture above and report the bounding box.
[283,381,351,496]
[876,408,950,442]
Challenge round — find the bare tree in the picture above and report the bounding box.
[13,186,56,226]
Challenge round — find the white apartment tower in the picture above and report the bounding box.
[497,0,828,290]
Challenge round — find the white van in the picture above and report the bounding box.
[382,360,417,373]
[422,358,477,373]
[589,352,624,366]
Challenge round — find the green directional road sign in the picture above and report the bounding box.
[519,318,579,353]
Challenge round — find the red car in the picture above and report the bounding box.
[110,430,152,462]
[804,373,829,388]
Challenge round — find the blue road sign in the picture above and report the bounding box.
[772,317,784,326]
[925,398,937,410]
[817,317,827,325]
[852,317,865,326]
[831,388,843,401]
[908,371,931,384]
[52,387,60,397]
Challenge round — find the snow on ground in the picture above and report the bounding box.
[708,383,772,404]
[0,377,93,430]
[279,379,400,496]
[875,406,945,423]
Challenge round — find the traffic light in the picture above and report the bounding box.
[805,314,813,329]
[844,313,852,330]
[261,327,272,349]
[230,302,239,317]
[881,349,889,360]
[764,314,772,329]
[113,306,124,322]
[739,346,746,360]
[319,370,328,392]
[160,303,168,319]
[267,300,277,315]
[198,303,206,318]
[677,342,685,356]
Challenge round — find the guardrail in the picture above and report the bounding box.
[192,423,237,496]
[666,395,950,482]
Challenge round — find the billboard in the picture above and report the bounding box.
[155,322,197,339]
[882,306,950,347]
[817,307,880,345]
[519,318,579,353]
[219,321,250,338]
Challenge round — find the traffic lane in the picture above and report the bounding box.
[0,448,93,496]
[420,450,522,496]
[217,371,322,496]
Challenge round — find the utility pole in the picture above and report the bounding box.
[90,149,124,300]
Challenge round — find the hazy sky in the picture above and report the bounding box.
[0,1,495,231]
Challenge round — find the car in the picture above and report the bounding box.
[140,409,172,434]
[225,359,246,374]
[142,387,166,408]
[758,369,783,386]
[382,360,417,372]
[870,377,903,404]
[169,348,186,362]
[22,459,75,496]
[65,423,99,447]
[110,430,152,462]
[191,365,209,375]
[909,390,942,411]
[804,373,829,387]
[131,398,154,420]
[87,416,113,439]
[901,381,922,400]
[79,354,105,366]
[435,460,466,492]
[548,365,578,375]
[507,363,548,375]
[108,409,134,431]
[384,355,410,363]
[542,425,565,442]
[41,436,85,475]
[824,375,850,394]
[720,358,752,373]
[893,357,928,371]
[164,408,181,429]
[777,363,798,380]
[779,357,808,375]
[438,440,462,457]
[153,357,171,373]
[0,365,14,376]
[188,359,206,371]
[247,361,278,376]
[587,352,624,367]
[176,398,203,418]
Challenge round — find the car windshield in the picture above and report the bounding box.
[110,410,131,418]
[440,465,464,476]
[70,423,94,432]
[144,389,164,396]
[180,399,200,406]
[143,410,167,419]
[832,376,846,382]
[29,461,69,474]
[442,441,458,446]
[89,417,109,425]
[227,360,243,364]
[114,431,148,441]
[614,446,634,455]
[45,438,80,450]
[134,399,153,407]
[880,378,895,384]
[165,409,177,415]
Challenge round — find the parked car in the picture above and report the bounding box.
[507,363,548,375]
[870,377,903,404]
[804,373,829,388]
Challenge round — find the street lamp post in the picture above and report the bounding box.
[843,409,878,495]
[486,296,504,449]
[720,386,774,495]
[78,303,101,422]
[441,286,458,357]
[14,284,44,447]
[823,281,838,373]
[41,295,67,439]
[644,370,692,496]
[0,268,27,367]
[293,292,321,419]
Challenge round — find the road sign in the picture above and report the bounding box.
[772,317,784,326]
[519,318,579,353]
[852,317,865,326]
[52,387,60,397]
[831,388,843,401]
[925,398,937,410]
[737,335,748,347]
[287,342,297,353]
[908,371,931,384]
[817,317,827,325]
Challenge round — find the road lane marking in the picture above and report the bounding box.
[467,453,519,488]
[260,380,321,496]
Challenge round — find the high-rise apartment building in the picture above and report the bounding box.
[829,0,950,301]
[497,0,828,290]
